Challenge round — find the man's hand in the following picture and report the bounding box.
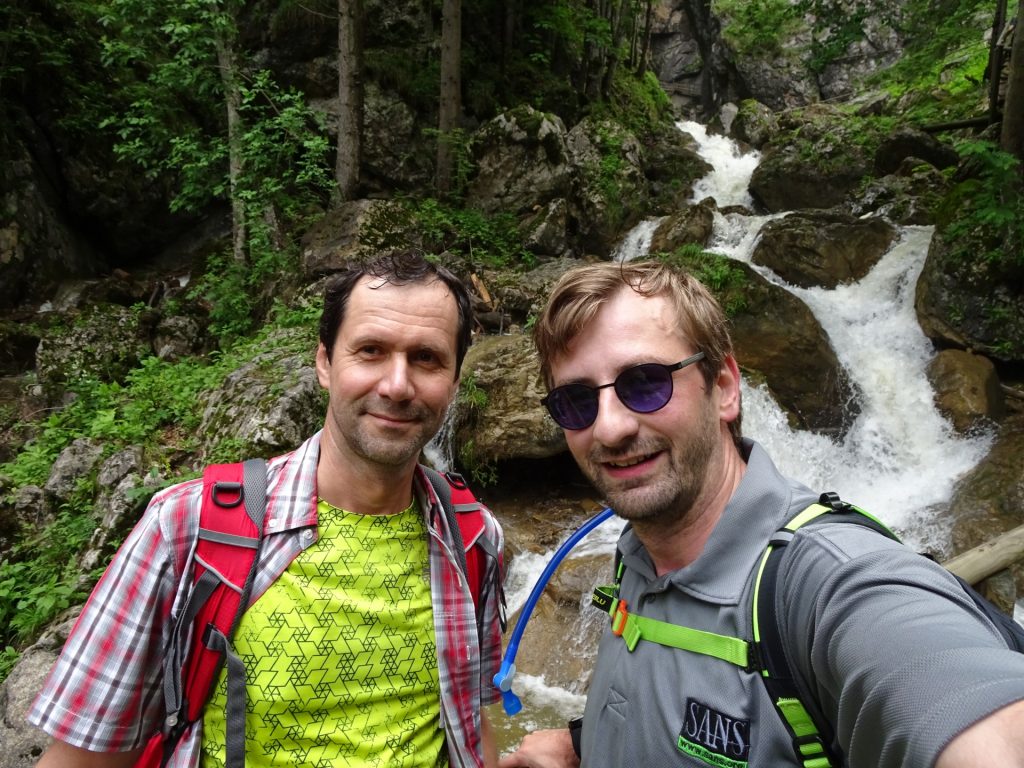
[499,728,580,768]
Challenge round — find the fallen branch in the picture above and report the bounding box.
[943,523,1024,585]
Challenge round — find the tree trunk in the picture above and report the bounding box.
[213,26,246,264]
[999,3,1023,172]
[436,0,461,195]
[637,0,654,76]
[336,0,363,200]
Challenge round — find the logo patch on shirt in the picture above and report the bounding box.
[677,698,750,768]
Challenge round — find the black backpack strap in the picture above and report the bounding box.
[755,493,902,768]
[423,466,469,578]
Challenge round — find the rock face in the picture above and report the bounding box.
[927,350,1006,434]
[915,231,1024,363]
[454,334,566,471]
[751,211,898,289]
[0,613,77,767]
[467,106,572,217]
[196,329,325,461]
[724,260,860,435]
[948,413,1024,594]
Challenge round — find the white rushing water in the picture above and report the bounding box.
[499,121,1001,715]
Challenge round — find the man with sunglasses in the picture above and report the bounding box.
[501,260,1024,768]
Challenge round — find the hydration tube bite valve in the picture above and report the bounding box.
[493,506,616,715]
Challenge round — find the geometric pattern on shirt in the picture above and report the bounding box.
[200,497,446,768]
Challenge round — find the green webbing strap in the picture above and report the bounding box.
[592,586,751,668]
[776,698,832,768]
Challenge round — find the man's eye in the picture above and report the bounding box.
[360,345,382,356]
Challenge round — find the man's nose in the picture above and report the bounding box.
[591,387,640,446]
[378,356,414,401]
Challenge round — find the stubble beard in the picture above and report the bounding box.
[339,398,444,469]
[584,406,719,527]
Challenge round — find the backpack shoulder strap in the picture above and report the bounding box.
[422,466,506,636]
[156,458,268,768]
[752,492,898,768]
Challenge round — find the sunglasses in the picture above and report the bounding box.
[542,352,706,430]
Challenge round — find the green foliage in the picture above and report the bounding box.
[654,245,751,317]
[0,493,95,652]
[714,0,801,56]
[361,198,535,271]
[458,373,488,412]
[457,438,498,487]
[424,127,477,199]
[863,0,993,124]
[0,646,18,685]
[938,140,1024,270]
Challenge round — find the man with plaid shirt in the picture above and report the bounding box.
[29,251,505,768]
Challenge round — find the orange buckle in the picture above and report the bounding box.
[611,599,629,636]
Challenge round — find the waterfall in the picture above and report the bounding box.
[496,121,1004,737]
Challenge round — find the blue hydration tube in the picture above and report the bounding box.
[492,506,616,715]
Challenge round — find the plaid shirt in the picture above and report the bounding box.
[28,432,504,768]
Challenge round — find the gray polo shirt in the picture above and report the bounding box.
[580,439,1024,767]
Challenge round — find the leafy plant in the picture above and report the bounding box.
[938,140,1023,269]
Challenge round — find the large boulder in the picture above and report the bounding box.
[926,349,1006,434]
[640,119,712,214]
[466,106,572,216]
[35,303,155,397]
[648,199,716,254]
[845,158,951,225]
[453,333,565,474]
[197,328,325,460]
[749,106,877,212]
[299,199,405,277]
[566,117,649,255]
[873,127,959,176]
[915,231,1024,363]
[751,211,898,288]
[948,413,1024,595]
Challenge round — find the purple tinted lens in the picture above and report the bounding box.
[616,364,674,413]
[547,384,598,430]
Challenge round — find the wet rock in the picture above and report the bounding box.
[749,106,876,212]
[915,231,1024,363]
[874,127,959,175]
[731,99,779,149]
[466,106,572,216]
[927,349,1005,433]
[845,159,950,225]
[656,250,860,435]
[197,329,324,460]
[751,211,898,289]
[454,334,565,470]
[641,119,711,214]
[0,612,79,768]
[483,257,580,328]
[43,438,103,510]
[949,413,1024,594]
[649,200,716,253]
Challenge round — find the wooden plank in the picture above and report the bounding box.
[943,523,1024,585]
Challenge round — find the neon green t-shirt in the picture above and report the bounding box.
[201,498,445,767]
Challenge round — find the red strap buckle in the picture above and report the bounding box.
[611,599,629,636]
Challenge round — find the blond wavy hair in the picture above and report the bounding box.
[533,260,742,448]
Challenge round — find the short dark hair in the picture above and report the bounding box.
[319,250,474,377]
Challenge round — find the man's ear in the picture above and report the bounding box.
[315,342,331,389]
[716,355,742,423]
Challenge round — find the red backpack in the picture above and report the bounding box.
[135,460,501,768]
